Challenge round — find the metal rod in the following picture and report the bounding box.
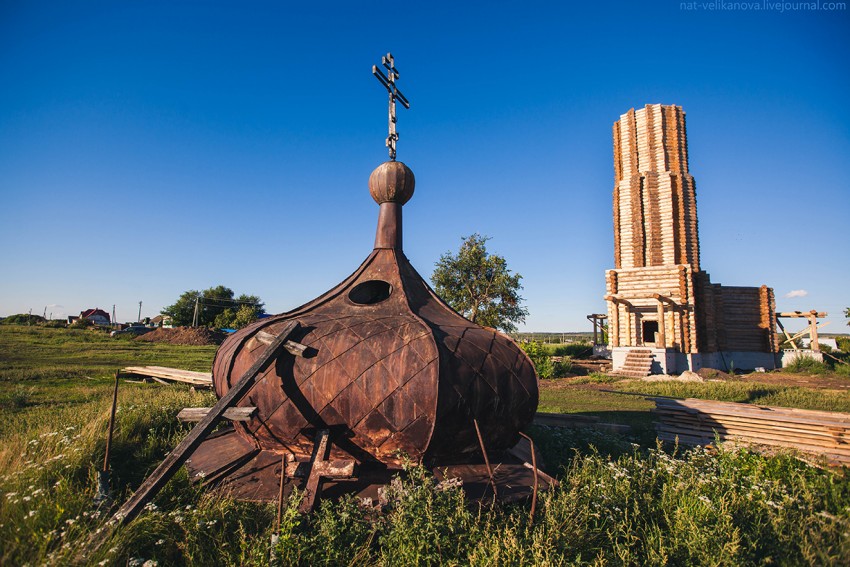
[518,432,538,523]
[103,370,120,472]
[275,453,287,532]
[472,418,498,499]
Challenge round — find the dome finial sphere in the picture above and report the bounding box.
[369,161,415,205]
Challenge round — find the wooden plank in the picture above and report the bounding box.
[254,330,309,358]
[653,397,850,467]
[656,422,850,453]
[653,410,850,441]
[654,400,850,426]
[122,366,212,385]
[177,407,258,422]
[658,430,850,464]
[653,404,850,430]
[653,398,850,425]
[111,320,300,526]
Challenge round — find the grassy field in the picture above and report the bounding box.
[1,325,849,565]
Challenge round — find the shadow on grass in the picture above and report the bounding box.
[528,410,660,475]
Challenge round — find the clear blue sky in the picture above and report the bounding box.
[1,0,848,333]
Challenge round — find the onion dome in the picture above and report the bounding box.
[211,160,538,467]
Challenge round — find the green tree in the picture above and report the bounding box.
[430,234,529,333]
[214,304,262,330]
[162,286,264,327]
[845,306,849,325]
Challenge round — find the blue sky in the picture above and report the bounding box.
[1,0,848,332]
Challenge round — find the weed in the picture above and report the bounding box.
[784,356,831,374]
[570,372,622,385]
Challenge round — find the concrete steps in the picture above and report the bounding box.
[611,349,654,378]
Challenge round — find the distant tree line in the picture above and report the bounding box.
[162,285,265,329]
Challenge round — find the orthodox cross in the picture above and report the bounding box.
[372,53,410,161]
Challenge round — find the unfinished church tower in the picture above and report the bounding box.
[605,104,777,374]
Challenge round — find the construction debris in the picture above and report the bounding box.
[653,397,850,467]
[121,366,212,387]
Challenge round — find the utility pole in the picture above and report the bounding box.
[192,295,200,327]
[138,301,142,323]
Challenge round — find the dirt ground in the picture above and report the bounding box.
[733,369,850,390]
[134,326,227,346]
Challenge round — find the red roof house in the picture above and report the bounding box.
[80,308,110,325]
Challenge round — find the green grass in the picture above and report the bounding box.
[1,325,850,565]
[614,380,850,413]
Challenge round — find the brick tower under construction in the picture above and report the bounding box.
[604,104,777,374]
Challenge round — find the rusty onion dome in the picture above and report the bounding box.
[369,161,415,205]
[211,159,537,468]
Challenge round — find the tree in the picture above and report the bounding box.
[431,234,529,333]
[845,307,849,325]
[214,304,263,330]
[162,285,265,327]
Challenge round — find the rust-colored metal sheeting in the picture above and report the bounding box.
[206,160,538,470]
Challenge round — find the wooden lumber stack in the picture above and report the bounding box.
[654,397,850,466]
[122,366,212,387]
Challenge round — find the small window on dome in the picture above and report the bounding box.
[349,280,393,305]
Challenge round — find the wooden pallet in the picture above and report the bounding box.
[122,366,212,387]
[653,397,850,467]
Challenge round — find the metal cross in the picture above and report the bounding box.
[372,53,410,161]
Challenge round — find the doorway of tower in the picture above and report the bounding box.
[641,320,659,347]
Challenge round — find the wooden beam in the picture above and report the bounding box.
[656,300,666,349]
[777,311,828,318]
[177,407,257,422]
[775,319,799,350]
[111,320,300,526]
[255,330,309,357]
[122,366,212,386]
[298,429,355,514]
[809,314,820,352]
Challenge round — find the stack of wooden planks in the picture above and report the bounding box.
[654,397,850,467]
[122,366,212,387]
